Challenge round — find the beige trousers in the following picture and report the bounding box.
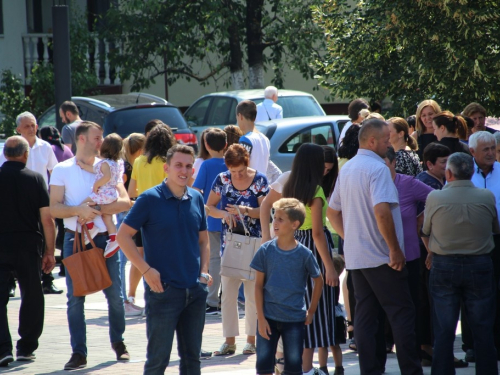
[221,275,257,338]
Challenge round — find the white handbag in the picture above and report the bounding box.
[220,206,261,281]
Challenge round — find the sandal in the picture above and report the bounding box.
[348,337,357,351]
[213,343,236,356]
[242,343,256,355]
[275,357,285,375]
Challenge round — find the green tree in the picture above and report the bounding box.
[0,70,32,136]
[313,1,500,116]
[101,0,326,92]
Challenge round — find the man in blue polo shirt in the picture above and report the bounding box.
[117,144,212,375]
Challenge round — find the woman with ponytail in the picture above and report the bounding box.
[432,111,471,155]
[388,117,423,176]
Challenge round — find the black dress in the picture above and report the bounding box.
[437,137,471,155]
[416,133,437,169]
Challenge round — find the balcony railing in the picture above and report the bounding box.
[22,33,120,86]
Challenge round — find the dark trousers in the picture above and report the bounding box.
[418,244,433,347]
[0,250,44,356]
[352,265,422,375]
[461,235,500,352]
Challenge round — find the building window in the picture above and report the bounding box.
[0,0,4,35]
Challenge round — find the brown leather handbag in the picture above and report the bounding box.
[62,225,112,296]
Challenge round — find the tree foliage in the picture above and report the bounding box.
[0,70,32,136]
[313,0,500,116]
[101,0,326,91]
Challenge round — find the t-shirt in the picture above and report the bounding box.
[131,155,167,195]
[61,120,82,154]
[301,186,327,230]
[0,161,49,254]
[239,131,270,174]
[123,183,207,288]
[193,157,227,232]
[50,157,107,231]
[51,144,74,163]
[193,157,205,180]
[250,239,321,322]
[269,171,290,194]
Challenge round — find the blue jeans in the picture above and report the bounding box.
[430,254,497,375]
[256,318,304,375]
[144,282,208,375]
[116,211,128,301]
[63,232,125,356]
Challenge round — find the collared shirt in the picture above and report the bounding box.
[0,137,58,189]
[329,149,405,270]
[123,181,207,289]
[255,99,283,122]
[471,160,500,215]
[422,180,498,256]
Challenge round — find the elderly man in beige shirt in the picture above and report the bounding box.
[422,152,500,375]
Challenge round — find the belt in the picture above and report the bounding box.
[65,228,109,236]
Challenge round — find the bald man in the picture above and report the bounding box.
[0,136,56,366]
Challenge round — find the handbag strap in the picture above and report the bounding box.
[73,225,81,255]
[81,224,98,248]
[227,206,250,236]
[72,224,99,255]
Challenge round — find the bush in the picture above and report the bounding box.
[0,70,32,136]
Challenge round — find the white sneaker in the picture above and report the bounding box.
[124,301,142,316]
[84,224,100,245]
[104,240,120,258]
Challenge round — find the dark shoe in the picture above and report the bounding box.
[43,284,63,294]
[200,349,212,358]
[64,353,87,370]
[348,338,357,351]
[420,349,432,367]
[8,286,15,298]
[334,366,345,375]
[464,348,475,363]
[16,352,36,361]
[112,341,130,361]
[206,305,221,315]
[0,353,13,367]
[454,359,469,368]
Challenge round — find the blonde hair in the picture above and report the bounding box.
[415,100,441,135]
[272,198,306,227]
[360,109,385,123]
[123,133,146,164]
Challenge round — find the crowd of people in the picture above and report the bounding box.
[1,90,500,375]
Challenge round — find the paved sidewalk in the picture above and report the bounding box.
[4,263,495,374]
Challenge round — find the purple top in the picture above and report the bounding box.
[51,145,73,163]
[394,173,434,261]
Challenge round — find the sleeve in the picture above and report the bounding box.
[276,106,283,119]
[38,176,50,208]
[421,192,436,236]
[123,193,150,231]
[61,125,72,145]
[270,170,289,194]
[412,178,434,204]
[239,135,253,155]
[370,167,399,206]
[198,194,208,231]
[305,251,321,278]
[329,173,342,210]
[193,161,208,193]
[49,165,65,186]
[211,173,224,195]
[46,146,58,171]
[250,246,266,272]
[192,158,204,179]
[254,174,269,197]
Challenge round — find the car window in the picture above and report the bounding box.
[38,107,57,128]
[278,123,334,153]
[184,97,211,126]
[277,96,324,118]
[104,106,187,137]
[206,97,235,125]
[228,99,239,124]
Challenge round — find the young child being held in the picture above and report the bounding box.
[77,133,124,258]
[250,198,324,375]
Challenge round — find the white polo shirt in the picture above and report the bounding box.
[0,137,58,189]
[255,99,283,122]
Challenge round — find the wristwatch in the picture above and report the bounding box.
[200,273,210,283]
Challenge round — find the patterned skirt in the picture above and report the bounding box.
[296,227,339,348]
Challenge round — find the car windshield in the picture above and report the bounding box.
[253,96,325,118]
[103,107,187,137]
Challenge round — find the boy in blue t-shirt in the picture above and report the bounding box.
[193,128,228,314]
[250,198,323,375]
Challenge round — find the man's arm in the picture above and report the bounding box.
[40,206,56,273]
[373,202,405,271]
[100,183,131,215]
[327,207,344,239]
[50,185,101,221]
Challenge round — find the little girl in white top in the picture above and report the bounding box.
[77,133,124,258]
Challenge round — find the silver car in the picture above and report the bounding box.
[256,115,350,172]
[183,89,326,142]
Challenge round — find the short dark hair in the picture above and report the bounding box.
[358,118,387,144]
[348,98,370,122]
[338,125,360,159]
[75,121,103,140]
[224,125,242,147]
[166,144,195,165]
[205,128,227,152]
[60,101,79,116]
[422,143,451,165]
[144,119,164,135]
[236,100,257,122]
[447,152,474,180]
[100,133,123,161]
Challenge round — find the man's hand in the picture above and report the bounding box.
[78,203,101,223]
[42,253,56,274]
[199,274,214,287]
[388,248,406,271]
[425,252,433,270]
[144,267,164,293]
[258,318,272,340]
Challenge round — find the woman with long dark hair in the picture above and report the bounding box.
[432,111,470,155]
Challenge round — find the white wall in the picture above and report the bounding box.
[0,1,27,77]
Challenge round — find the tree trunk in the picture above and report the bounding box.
[224,0,245,90]
[232,70,245,90]
[246,0,265,89]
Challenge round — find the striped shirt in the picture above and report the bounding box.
[329,149,405,270]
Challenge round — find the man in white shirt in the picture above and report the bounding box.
[237,100,270,174]
[60,101,83,154]
[255,86,283,122]
[0,112,60,295]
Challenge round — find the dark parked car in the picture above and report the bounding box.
[38,93,198,151]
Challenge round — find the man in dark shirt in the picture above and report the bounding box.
[0,136,56,367]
